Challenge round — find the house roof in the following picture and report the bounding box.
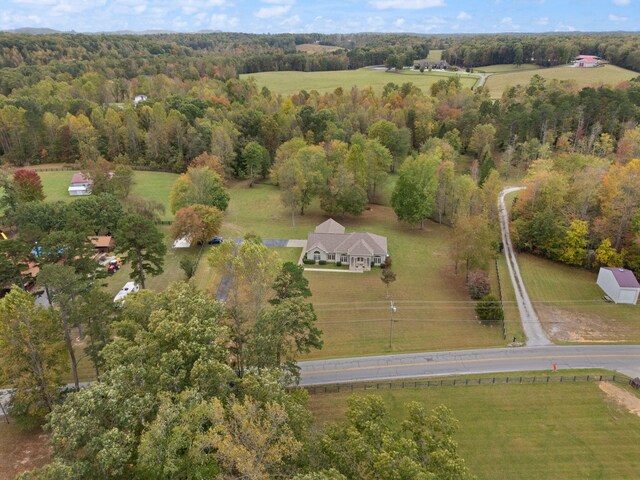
[314,218,345,234]
[306,220,387,257]
[71,172,92,184]
[88,236,114,248]
[603,267,640,288]
[576,55,599,60]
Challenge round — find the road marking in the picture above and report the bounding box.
[303,354,640,376]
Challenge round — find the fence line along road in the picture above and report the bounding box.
[303,373,629,395]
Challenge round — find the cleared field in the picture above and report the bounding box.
[223,181,505,359]
[476,63,541,73]
[296,43,344,54]
[241,68,479,96]
[416,49,443,62]
[485,64,639,98]
[0,422,51,479]
[36,170,177,221]
[517,253,639,343]
[308,376,640,480]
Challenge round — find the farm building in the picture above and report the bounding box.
[134,94,148,105]
[303,219,388,271]
[596,267,640,305]
[68,172,93,196]
[571,55,603,68]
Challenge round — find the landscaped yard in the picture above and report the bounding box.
[517,253,640,343]
[35,169,178,221]
[241,67,479,96]
[222,181,506,358]
[307,374,640,480]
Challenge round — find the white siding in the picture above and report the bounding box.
[596,269,619,300]
[618,289,639,305]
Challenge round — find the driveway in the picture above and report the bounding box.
[499,187,551,346]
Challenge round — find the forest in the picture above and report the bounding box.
[1,31,640,479]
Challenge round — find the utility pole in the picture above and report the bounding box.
[388,300,397,349]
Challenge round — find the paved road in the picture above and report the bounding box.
[298,345,640,386]
[499,187,551,346]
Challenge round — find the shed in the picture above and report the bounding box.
[596,267,640,305]
[88,236,115,252]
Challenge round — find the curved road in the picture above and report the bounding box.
[299,345,640,386]
[499,187,551,346]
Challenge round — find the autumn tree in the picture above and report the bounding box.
[12,168,45,204]
[320,165,368,217]
[0,289,66,428]
[171,204,223,245]
[391,153,439,228]
[169,166,230,213]
[559,219,589,266]
[242,141,271,185]
[115,214,166,288]
[595,238,624,267]
[381,257,397,299]
[271,262,311,304]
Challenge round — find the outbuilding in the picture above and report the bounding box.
[596,267,640,305]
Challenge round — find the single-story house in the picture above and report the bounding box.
[596,267,640,305]
[304,219,388,271]
[68,172,93,196]
[89,236,115,253]
[415,60,450,70]
[134,94,148,105]
[572,55,602,68]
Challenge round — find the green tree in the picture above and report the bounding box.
[381,259,397,299]
[560,219,589,266]
[115,214,166,289]
[271,262,311,304]
[276,155,304,226]
[316,395,472,480]
[475,294,504,326]
[320,165,368,217]
[242,141,270,185]
[251,297,322,374]
[0,239,32,290]
[391,153,439,228]
[0,289,66,428]
[367,119,410,172]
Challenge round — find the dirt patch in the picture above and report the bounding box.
[0,423,51,479]
[537,305,631,342]
[599,382,640,417]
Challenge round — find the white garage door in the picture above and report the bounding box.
[618,289,638,304]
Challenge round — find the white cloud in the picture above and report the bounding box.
[366,15,385,29]
[534,16,548,26]
[554,22,575,31]
[369,0,445,10]
[457,11,471,20]
[209,13,238,29]
[133,4,146,13]
[255,4,291,18]
[612,0,630,5]
[279,14,300,27]
[261,0,295,3]
[608,13,628,20]
[394,17,405,27]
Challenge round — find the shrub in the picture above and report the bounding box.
[302,258,314,265]
[336,261,342,267]
[475,295,504,326]
[319,260,327,265]
[467,269,490,300]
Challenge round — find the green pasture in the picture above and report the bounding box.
[223,181,505,359]
[517,253,639,343]
[241,68,479,96]
[36,170,177,221]
[308,374,640,480]
[484,64,639,98]
[476,63,541,74]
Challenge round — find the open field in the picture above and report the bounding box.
[517,253,639,343]
[476,63,541,73]
[296,43,344,54]
[35,170,177,221]
[484,64,639,98]
[223,181,505,358]
[241,68,479,96]
[416,49,443,62]
[0,422,51,479]
[308,373,640,480]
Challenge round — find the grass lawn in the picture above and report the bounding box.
[223,181,505,358]
[476,63,541,74]
[296,43,344,54]
[484,64,639,98]
[241,68,479,96]
[36,170,178,221]
[307,376,640,480]
[0,422,51,479]
[517,253,640,343]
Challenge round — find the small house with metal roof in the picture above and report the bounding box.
[596,267,640,304]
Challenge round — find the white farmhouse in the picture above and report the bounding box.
[67,172,93,196]
[596,267,640,305]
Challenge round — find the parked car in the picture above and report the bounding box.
[113,281,139,304]
[208,236,224,245]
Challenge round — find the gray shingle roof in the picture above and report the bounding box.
[314,218,346,234]
[305,219,387,257]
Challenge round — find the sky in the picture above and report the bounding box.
[0,0,638,34]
